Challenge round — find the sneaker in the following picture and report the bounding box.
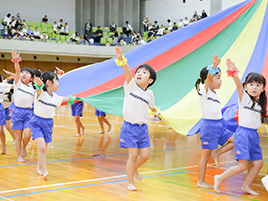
[261,175,268,192]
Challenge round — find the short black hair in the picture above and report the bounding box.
[135,64,156,88]
[32,69,41,78]
[21,67,34,78]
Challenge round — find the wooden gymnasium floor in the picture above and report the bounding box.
[0,104,268,201]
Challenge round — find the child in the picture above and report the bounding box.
[30,71,75,179]
[95,108,112,134]
[71,101,85,137]
[214,59,266,195]
[115,46,158,191]
[0,74,13,154]
[11,50,35,163]
[195,55,234,189]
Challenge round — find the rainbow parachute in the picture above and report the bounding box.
[57,0,268,136]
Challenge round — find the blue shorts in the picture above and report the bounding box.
[30,115,54,143]
[9,102,15,111]
[5,108,11,121]
[234,126,262,161]
[11,106,33,130]
[0,104,6,126]
[119,121,150,149]
[200,119,233,149]
[95,108,106,117]
[71,102,83,117]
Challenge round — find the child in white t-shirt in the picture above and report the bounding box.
[0,74,13,154]
[115,46,158,191]
[214,59,266,196]
[11,50,35,163]
[30,71,75,179]
[195,55,234,189]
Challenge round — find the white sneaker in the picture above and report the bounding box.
[261,175,268,192]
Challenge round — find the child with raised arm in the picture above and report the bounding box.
[214,59,266,195]
[95,108,112,134]
[115,46,158,191]
[195,55,234,189]
[0,74,13,154]
[11,50,35,162]
[71,101,85,137]
[30,71,75,179]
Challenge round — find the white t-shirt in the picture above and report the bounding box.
[239,91,262,129]
[123,78,155,124]
[199,85,222,120]
[0,83,12,102]
[34,90,62,118]
[14,79,35,108]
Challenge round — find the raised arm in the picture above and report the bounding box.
[33,77,44,98]
[226,58,243,100]
[115,46,132,84]
[204,54,221,93]
[11,50,21,84]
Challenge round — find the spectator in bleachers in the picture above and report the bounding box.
[119,38,126,46]
[13,33,20,40]
[85,19,92,36]
[3,13,11,29]
[122,21,132,37]
[183,17,189,26]
[69,31,79,43]
[60,23,69,35]
[52,21,57,33]
[172,22,178,31]
[42,15,48,23]
[41,32,48,42]
[21,24,27,34]
[9,27,15,37]
[178,19,184,28]
[109,21,117,32]
[33,27,41,39]
[147,27,155,38]
[58,19,63,29]
[143,16,149,32]
[8,16,16,30]
[154,21,159,31]
[166,19,172,31]
[156,24,165,36]
[22,19,27,26]
[148,23,153,31]
[89,36,94,45]
[94,26,103,43]
[15,19,22,30]
[111,30,119,45]
[202,10,208,18]
[27,33,35,41]
[79,35,87,45]
[131,31,138,45]
[15,13,21,23]
[138,35,146,45]
[3,30,11,39]
[193,11,198,21]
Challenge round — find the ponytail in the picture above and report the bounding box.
[258,90,267,118]
[195,67,208,95]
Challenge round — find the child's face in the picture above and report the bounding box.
[245,81,264,98]
[20,70,33,84]
[50,78,59,92]
[134,67,153,89]
[211,72,222,90]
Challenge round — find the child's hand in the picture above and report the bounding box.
[211,54,221,69]
[34,77,43,86]
[11,50,20,60]
[115,46,123,60]
[226,58,236,71]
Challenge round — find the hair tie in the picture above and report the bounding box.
[207,64,220,75]
[199,77,202,80]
